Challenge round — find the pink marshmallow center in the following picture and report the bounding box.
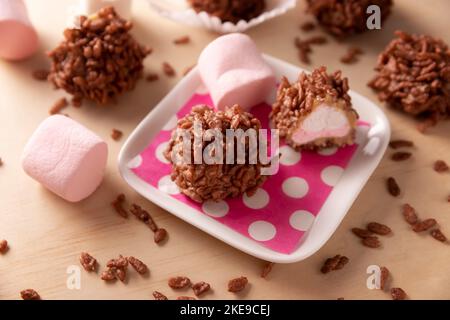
[292,104,351,145]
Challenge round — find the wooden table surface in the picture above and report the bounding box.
[0,0,449,300]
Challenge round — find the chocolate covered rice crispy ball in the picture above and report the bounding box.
[270,66,358,150]
[368,31,450,130]
[164,105,268,203]
[188,0,266,24]
[306,0,393,37]
[47,7,150,105]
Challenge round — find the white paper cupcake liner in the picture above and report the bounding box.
[67,0,132,27]
[146,0,297,33]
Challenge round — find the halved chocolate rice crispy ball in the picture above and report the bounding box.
[270,66,358,150]
[188,0,266,24]
[306,0,393,37]
[164,105,268,203]
[47,7,150,105]
[368,31,450,130]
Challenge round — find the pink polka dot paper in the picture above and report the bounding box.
[131,92,368,254]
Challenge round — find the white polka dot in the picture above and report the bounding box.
[243,188,270,209]
[248,221,276,242]
[202,200,229,218]
[157,175,180,195]
[321,165,344,187]
[155,142,170,164]
[289,210,315,231]
[278,145,301,166]
[318,147,338,156]
[282,177,309,198]
[162,115,178,131]
[127,155,142,169]
[195,83,209,95]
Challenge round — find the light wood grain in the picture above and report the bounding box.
[0,0,449,300]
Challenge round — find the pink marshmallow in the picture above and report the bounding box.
[198,33,275,111]
[292,104,352,145]
[22,115,108,202]
[0,0,38,61]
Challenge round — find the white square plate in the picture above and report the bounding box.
[118,55,391,263]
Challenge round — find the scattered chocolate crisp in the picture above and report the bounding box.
[367,222,391,235]
[402,203,419,225]
[403,204,443,241]
[261,262,274,279]
[434,160,449,173]
[0,239,8,253]
[412,218,437,232]
[351,228,373,239]
[103,255,128,282]
[390,287,407,300]
[130,204,169,244]
[321,255,340,273]
[32,69,50,81]
[20,289,41,300]
[294,36,328,64]
[296,40,312,64]
[307,0,393,37]
[168,276,191,289]
[177,296,196,300]
[146,73,159,82]
[111,194,128,218]
[154,228,167,244]
[380,266,390,290]
[368,31,450,131]
[321,255,349,273]
[340,47,363,64]
[47,7,151,105]
[162,62,176,77]
[389,139,414,149]
[353,224,388,247]
[49,97,68,115]
[430,229,447,242]
[153,291,168,300]
[188,0,265,24]
[386,177,400,197]
[173,36,191,45]
[334,256,349,270]
[362,236,381,248]
[101,268,117,281]
[192,281,211,297]
[79,252,97,272]
[300,21,316,32]
[107,255,128,269]
[228,276,248,293]
[116,268,128,282]
[111,129,123,141]
[130,204,158,232]
[391,152,412,161]
[127,256,148,274]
